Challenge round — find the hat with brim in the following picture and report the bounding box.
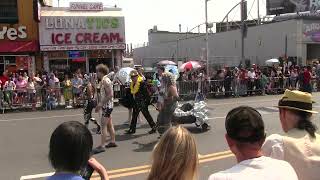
[276,89,318,114]
[130,70,139,77]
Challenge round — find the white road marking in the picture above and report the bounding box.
[20,172,54,180]
[257,110,269,115]
[206,98,278,106]
[1,98,280,123]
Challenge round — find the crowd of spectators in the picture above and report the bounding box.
[1,63,320,110]
[177,63,320,97]
[0,69,88,110]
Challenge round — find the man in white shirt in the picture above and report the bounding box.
[208,106,298,180]
[92,64,117,154]
[247,68,256,95]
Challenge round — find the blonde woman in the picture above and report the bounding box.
[148,126,198,180]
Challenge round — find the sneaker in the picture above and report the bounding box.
[125,129,136,134]
[92,146,105,154]
[105,142,118,148]
[96,125,101,134]
[148,128,156,134]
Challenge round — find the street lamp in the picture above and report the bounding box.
[205,0,213,75]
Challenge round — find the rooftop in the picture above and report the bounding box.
[41,7,123,17]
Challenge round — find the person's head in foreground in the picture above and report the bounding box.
[48,121,110,180]
[262,90,320,180]
[225,106,266,163]
[147,126,198,180]
[49,121,92,178]
[208,106,298,180]
[277,90,318,137]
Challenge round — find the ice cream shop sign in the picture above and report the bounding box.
[39,16,125,51]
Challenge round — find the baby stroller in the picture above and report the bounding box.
[172,101,210,131]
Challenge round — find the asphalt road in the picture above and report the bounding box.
[1,94,320,180]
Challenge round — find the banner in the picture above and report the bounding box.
[39,16,126,51]
[266,0,320,15]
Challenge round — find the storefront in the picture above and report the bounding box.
[39,3,126,74]
[303,20,320,64]
[0,0,40,75]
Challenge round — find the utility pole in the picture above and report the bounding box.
[176,39,179,63]
[205,0,210,75]
[257,0,260,25]
[240,0,247,65]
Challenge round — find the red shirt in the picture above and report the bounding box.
[303,71,311,84]
[0,75,8,87]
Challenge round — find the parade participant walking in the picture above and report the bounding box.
[83,77,101,134]
[262,90,320,180]
[125,70,156,134]
[93,64,117,154]
[157,66,179,137]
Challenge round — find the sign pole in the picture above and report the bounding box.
[205,0,210,75]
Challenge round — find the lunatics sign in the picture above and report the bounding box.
[39,16,125,51]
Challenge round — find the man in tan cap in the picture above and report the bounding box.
[262,89,320,180]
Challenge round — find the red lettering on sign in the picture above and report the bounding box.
[76,33,83,43]
[55,33,64,44]
[110,33,123,43]
[84,33,92,43]
[65,33,72,44]
[93,33,100,43]
[101,33,109,43]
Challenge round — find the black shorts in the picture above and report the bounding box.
[102,107,113,118]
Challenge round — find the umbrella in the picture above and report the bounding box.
[165,65,179,80]
[179,61,202,72]
[114,67,134,85]
[265,59,280,66]
[158,60,177,66]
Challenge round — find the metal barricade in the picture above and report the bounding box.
[1,76,319,114]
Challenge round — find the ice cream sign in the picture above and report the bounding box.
[39,16,125,51]
[304,23,320,42]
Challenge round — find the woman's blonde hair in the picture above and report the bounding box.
[147,126,198,180]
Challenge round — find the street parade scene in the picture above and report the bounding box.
[1,0,320,180]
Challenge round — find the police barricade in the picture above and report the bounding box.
[1,77,319,114]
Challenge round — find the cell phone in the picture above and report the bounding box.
[80,163,94,180]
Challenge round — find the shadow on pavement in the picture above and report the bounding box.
[115,132,149,142]
[132,140,158,152]
[185,126,208,134]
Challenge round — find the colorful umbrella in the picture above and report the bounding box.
[114,67,134,85]
[158,60,177,66]
[165,65,179,80]
[179,61,202,72]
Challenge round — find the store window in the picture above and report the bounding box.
[0,0,18,23]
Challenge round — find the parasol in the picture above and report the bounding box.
[265,59,280,66]
[179,61,202,72]
[114,67,134,85]
[158,60,177,66]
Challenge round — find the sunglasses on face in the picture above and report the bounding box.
[131,75,138,78]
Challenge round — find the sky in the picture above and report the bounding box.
[53,0,267,47]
